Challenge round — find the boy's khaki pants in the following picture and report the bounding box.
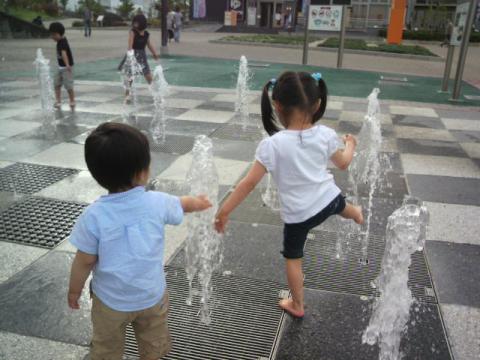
[90,293,171,360]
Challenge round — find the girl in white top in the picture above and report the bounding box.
[215,71,363,318]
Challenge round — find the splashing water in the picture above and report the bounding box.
[185,136,223,324]
[235,55,251,131]
[33,48,56,138]
[362,197,429,360]
[348,88,382,259]
[149,65,169,143]
[121,50,143,123]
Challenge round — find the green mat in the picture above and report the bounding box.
[3,54,480,106]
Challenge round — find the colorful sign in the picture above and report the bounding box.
[308,5,343,31]
[193,0,206,18]
[451,1,470,46]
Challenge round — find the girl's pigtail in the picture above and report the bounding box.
[261,81,280,136]
[312,78,328,123]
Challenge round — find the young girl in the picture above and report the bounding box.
[123,14,159,102]
[215,71,363,318]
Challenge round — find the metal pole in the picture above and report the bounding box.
[451,0,476,100]
[337,6,347,68]
[302,4,310,65]
[441,45,455,92]
[161,0,168,54]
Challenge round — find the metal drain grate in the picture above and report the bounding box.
[124,266,283,360]
[211,123,264,142]
[0,197,86,249]
[303,230,436,303]
[149,135,195,155]
[0,163,78,194]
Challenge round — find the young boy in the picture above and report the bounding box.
[67,122,211,359]
[48,22,75,111]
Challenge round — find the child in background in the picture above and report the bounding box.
[67,122,211,359]
[123,14,159,103]
[215,71,363,318]
[49,22,75,111]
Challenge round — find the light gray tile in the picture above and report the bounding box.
[394,126,455,141]
[175,109,234,123]
[327,100,343,110]
[390,105,438,117]
[25,143,87,170]
[0,331,89,360]
[440,304,480,360]
[442,118,480,131]
[36,171,105,204]
[461,143,480,159]
[165,98,204,109]
[425,201,480,245]
[0,119,41,137]
[401,154,480,178]
[0,242,48,283]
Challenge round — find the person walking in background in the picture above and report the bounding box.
[84,7,92,37]
[167,8,175,42]
[173,6,183,43]
[441,20,453,47]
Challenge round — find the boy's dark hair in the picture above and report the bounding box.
[48,22,65,36]
[261,71,328,136]
[132,14,147,31]
[85,122,151,192]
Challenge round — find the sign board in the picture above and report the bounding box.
[451,2,470,46]
[308,5,343,31]
[247,7,257,26]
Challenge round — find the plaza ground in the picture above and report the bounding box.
[0,25,479,360]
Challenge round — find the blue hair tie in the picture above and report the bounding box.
[269,78,276,89]
[311,72,322,81]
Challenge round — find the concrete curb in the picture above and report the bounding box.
[211,40,443,62]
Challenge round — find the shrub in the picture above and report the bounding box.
[72,20,84,27]
[378,28,480,42]
[42,2,59,16]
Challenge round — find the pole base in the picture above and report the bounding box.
[448,97,465,103]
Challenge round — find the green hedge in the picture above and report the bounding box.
[378,29,480,42]
[319,37,437,56]
[220,34,321,45]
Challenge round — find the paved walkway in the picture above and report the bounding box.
[0,79,479,359]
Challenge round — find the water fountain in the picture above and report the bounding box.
[347,88,382,261]
[33,48,56,138]
[235,55,250,131]
[149,64,169,144]
[184,135,223,325]
[121,50,143,123]
[362,197,429,360]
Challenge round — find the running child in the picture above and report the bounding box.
[215,71,363,318]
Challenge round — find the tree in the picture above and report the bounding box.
[78,0,104,15]
[59,0,68,10]
[117,0,135,18]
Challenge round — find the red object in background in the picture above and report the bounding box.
[387,0,406,44]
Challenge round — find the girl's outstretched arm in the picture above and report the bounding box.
[331,134,357,170]
[147,38,159,60]
[215,161,267,233]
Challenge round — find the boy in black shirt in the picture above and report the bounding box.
[49,22,76,111]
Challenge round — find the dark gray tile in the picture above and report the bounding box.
[0,137,53,161]
[15,123,90,144]
[173,90,217,101]
[437,109,479,120]
[149,134,195,155]
[197,101,235,112]
[343,101,368,112]
[211,123,264,142]
[68,111,118,126]
[338,121,394,138]
[169,221,287,284]
[397,138,467,157]
[135,117,219,137]
[324,109,341,120]
[229,189,283,226]
[211,138,257,162]
[450,130,480,143]
[0,251,92,345]
[149,152,179,178]
[425,241,480,307]
[275,289,451,360]
[392,115,446,129]
[407,174,480,206]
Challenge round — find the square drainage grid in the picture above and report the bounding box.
[211,123,264,142]
[0,197,86,249]
[123,266,283,360]
[229,189,283,227]
[303,230,436,303]
[0,163,78,194]
[149,134,195,155]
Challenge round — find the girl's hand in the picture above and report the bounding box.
[68,291,81,310]
[215,212,229,233]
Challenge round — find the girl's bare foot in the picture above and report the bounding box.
[279,299,304,318]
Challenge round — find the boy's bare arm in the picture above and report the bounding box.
[180,195,212,213]
[331,134,357,170]
[68,250,97,309]
[61,50,70,70]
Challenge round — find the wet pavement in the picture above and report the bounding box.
[0,79,479,359]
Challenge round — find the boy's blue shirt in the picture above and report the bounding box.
[69,186,183,312]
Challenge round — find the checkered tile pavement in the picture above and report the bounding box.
[0,79,479,359]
